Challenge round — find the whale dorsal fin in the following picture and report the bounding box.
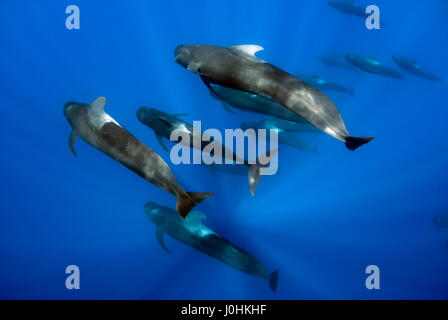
[230,45,264,57]
[184,210,206,226]
[91,96,106,112]
[156,228,171,254]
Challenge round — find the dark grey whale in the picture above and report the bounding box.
[63,96,213,218]
[297,74,354,96]
[144,201,279,292]
[175,44,373,151]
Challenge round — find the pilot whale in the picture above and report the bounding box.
[136,107,273,195]
[297,74,354,96]
[392,55,443,82]
[63,96,213,218]
[175,44,373,151]
[346,53,403,79]
[144,201,279,292]
[209,84,307,123]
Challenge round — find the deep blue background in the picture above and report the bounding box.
[1,0,447,299]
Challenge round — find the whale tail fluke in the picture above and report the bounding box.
[248,149,278,196]
[345,136,374,151]
[177,192,214,218]
[269,269,279,293]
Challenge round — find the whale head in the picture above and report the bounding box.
[174,44,210,74]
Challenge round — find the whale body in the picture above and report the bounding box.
[175,44,373,151]
[63,96,213,218]
[144,201,279,292]
[317,55,361,72]
[346,53,403,78]
[297,74,354,96]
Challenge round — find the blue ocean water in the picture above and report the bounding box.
[1,0,447,299]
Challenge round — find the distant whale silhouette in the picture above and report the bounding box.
[317,54,361,73]
[346,53,403,79]
[297,74,354,96]
[392,55,443,82]
[328,0,387,26]
[63,96,213,218]
[144,201,279,292]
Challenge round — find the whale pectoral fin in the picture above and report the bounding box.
[202,77,235,115]
[68,130,78,157]
[201,76,221,97]
[156,228,171,254]
[345,136,374,151]
[91,96,106,112]
[155,133,168,152]
[222,102,236,114]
